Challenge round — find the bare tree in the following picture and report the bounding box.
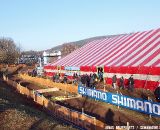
[61,43,78,57]
[0,37,20,64]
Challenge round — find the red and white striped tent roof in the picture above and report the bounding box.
[51,28,160,67]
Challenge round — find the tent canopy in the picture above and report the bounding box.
[44,28,160,90]
[51,28,160,68]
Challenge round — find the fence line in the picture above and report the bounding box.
[3,75,107,130]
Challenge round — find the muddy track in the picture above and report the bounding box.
[15,73,160,127]
[0,66,77,130]
[57,97,160,126]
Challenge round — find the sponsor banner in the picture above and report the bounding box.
[78,86,160,117]
[65,66,80,71]
[64,66,80,76]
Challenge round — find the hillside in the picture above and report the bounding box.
[45,34,127,59]
[47,35,124,52]
[22,34,126,62]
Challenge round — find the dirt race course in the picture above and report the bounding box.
[18,75,160,127]
[0,67,77,130]
[0,80,77,130]
[58,97,160,127]
[18,73,160,128]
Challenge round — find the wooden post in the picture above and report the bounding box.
[148,97,152,119]
[3,74,5,80]
[117,91,119,109]
[104,85,105,92]
[18,83,21,93]
[33,90,35,101]
[82,107,84,113]
[94,117,96,130]
[149,114,152,119]
[65,85,66,94]
[42,95,44,107]
[82,107,84,120]
[126,122,129,130]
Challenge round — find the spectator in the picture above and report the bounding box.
[128,75,134,92]
[75,73,78,78]
[32,69,37,77]
[86,74,90,87]
[55,73,60,82]
[63,75,68,84]
[59,74,63,82]
[93,73,97,80]
[98,71,103,82]
[52,74,56,82]
[73,73,76,79]
[81,75,86,86]
[31,69,34,77]
[112,75,117,89]
[90,75,94,88]
[78,75,82,86]
[73,73,78,85]
[119,76,124,89]
[154,83,160,102]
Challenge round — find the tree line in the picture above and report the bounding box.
[0,37,20,64]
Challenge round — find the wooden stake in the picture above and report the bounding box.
[127,122,129,130]
[94,117,96,130]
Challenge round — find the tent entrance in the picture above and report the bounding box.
[97,67,104,82]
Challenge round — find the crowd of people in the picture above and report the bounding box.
[52,72,136,92]
[52,72,99,88]
[112,74,134,92]
[50,72,160,102]
[28,69,37,77]
[78,73,98,88]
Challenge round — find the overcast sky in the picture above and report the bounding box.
[0,0,159,51]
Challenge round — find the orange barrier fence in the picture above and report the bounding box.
[3,75,106,130]
[19,74,78,94]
